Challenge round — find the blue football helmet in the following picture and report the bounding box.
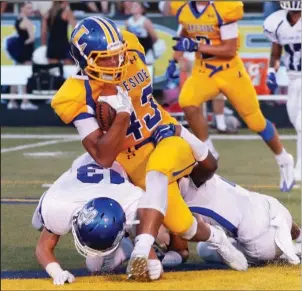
[71,197,126,258]
[70,17,128,84]
[280,1,301,11]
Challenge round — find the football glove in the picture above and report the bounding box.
[172,37,198,52]
[166,60,180,80]
[266,68,278,94]
[152,124,176,145]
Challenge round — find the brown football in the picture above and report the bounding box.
[96,85,117,132]
[96,102,117,132]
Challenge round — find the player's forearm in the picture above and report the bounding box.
[95,113,130,168]
[36,244,59,269]
[173,51,184,62]
[198,43,236,59]
[269,46,282,71]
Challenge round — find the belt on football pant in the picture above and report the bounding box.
[200,57,239,78]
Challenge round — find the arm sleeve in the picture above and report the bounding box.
[74,117,99,140]
[220,22,239,40]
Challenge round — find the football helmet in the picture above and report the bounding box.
[70,17,128,84]
[71,197,126,258]
[280,1,301,11]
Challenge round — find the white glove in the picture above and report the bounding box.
[147,259,163,280]
[53,270,75,286]
[98,86,134,115]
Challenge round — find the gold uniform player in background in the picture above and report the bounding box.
[51,17,222,280]
[170,1,295,192]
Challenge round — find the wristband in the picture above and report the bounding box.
[45,262,63,279]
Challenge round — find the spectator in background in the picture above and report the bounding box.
[263,2,281,19]
[7,1,38,110]
[1,1,7,13]
[126,2,165,65]
[31,1,52,17]
[41,1,76,64]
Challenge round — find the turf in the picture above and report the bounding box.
[1,128,301,290]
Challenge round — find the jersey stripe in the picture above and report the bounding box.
[189,206,238,237]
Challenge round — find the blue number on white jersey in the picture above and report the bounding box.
[284,43,301,72]
[77,164,125,184]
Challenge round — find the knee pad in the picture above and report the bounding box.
[243,109,267,133]
[180,216,198,240]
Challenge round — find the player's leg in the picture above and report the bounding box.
[287,76,301,181]
[218,63,294,191]
[127,137,197,280]
[179,69,220,159]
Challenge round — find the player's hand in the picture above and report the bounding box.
[147,259,163,280]
[166,60,180,80]
[266,68,278,94]
[172,37,198,52]
[152,124,176,145]
[53,270,75,286]
[98,86,134,115]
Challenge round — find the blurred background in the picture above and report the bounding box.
[0,1,289,129]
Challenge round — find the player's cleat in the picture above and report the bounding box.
[279,154,295,192]
[210,230,248,271]
[127,255,149,281]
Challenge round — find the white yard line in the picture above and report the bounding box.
[1,139,79,153]
[1,134,297,140]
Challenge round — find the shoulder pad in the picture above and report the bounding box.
[122,31,145,55]
[263,10,286,43]
[51,77,87,124]
[216,1,244,24]
[171,1,187,16]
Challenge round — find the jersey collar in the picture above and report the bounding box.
[189,1,211,19]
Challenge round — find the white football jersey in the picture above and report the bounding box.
[37,153,143,236]
[179,175,272,241]
[264,10,302,72]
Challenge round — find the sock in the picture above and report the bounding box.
[132,234,155,258]
[206,225,224,244]
[215,114,227,131]
[275,148,289,165]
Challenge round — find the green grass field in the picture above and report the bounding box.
[1,127,301,290]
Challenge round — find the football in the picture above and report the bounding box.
[96,85,117,132]
[96,102,116,132]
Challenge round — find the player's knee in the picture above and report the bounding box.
[244,110,266,133]
[179,216,198,240]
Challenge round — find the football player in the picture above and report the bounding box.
[264,1,301,182]
[159,174,301,268]
[51,16,220,280]
[33,152,247,285]
[160,1,233,142]
[170,1,295,191]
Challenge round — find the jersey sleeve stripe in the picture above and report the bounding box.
[128,49,146,64]
[189,206,238,237]
[73,112,95,122]
[84,80,96,111]
[275,20,284,42]
[212,3,224,27]
[175,3,187,22]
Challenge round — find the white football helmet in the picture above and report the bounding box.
[280,1,301,11]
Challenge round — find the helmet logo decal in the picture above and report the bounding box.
[73,25,89,54]
[77,206,98,228]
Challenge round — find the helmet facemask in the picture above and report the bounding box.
[84,41,129,84]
